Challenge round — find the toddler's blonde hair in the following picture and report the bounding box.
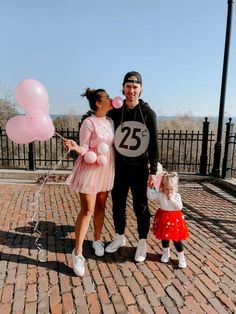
[160,172,179,192]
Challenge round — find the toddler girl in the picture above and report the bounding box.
[148,172,189,268]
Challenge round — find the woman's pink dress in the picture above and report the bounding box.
[66,115,115,194]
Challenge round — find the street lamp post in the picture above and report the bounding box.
[212,0,234,177]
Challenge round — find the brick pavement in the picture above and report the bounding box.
[0,181,235,314]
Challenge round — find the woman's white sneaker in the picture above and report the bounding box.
[72,250,85,276]
[92,240,105,257]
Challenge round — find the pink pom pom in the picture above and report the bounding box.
[112,96,123,109]
[97,143,109,155]
[97,155,107,166]
[84,151,97,164]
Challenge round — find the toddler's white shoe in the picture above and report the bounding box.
[105,234,126,253]
[161,247,170,263]
[72,250,85,276]
[92,240,105,257]
[178,251,187,268]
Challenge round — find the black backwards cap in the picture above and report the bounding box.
[123,71,142,85]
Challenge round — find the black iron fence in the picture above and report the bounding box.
[0,118,218,175]
[0,128,78,170]
[222,118,236,178]
[158,118,215,174]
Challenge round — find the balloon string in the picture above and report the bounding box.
[54,131,65,140]
[30,149,71,262]
[37,150,70,195]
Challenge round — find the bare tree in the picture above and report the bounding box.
[0,98,18,128]
[53,114,81,130]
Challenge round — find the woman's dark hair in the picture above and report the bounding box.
[81,87,106,111]
[79,87,106,129]
[69,87,106,160]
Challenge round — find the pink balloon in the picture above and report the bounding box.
[25,110,53,136]
[97,155,107,166]
[24,110,55,140]
[6,115,35,144]
[84,151,97,164]
[112,96,123,109]
[36,125,55,141]
[155,174,163,190]
[15,79,49,113]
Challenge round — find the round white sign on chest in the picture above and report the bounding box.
[114,121,150,157]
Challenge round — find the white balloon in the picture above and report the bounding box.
[84,151,97,164]
[97,143,109,155]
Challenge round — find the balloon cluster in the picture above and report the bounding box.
[6,79,55,144]
[84,142,109,166]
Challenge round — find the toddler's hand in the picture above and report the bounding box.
[167,192,174,200]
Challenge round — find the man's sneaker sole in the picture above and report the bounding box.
[105,240,126,253]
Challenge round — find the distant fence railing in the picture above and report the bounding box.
[0,118,217,175]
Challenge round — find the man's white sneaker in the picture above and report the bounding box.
[161,248,170,263]
[135,239,147,262]
[178,252,187,268]
[72,250,85,276]
[105,234,126,253]
[92,240,105,257]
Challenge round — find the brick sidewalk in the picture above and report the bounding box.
[0,182,235,313]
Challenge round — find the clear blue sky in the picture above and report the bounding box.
[1,0,236,118]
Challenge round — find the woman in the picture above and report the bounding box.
[64,88,114,276]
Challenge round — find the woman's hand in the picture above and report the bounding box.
[64,139,77,150]
[64,139,84,154]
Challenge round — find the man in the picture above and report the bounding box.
[106,71,159,262]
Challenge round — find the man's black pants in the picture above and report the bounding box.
[111,160,151,239]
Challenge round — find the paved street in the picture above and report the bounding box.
[0,180,235,313]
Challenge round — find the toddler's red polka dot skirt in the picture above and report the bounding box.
[152,208,189,241]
